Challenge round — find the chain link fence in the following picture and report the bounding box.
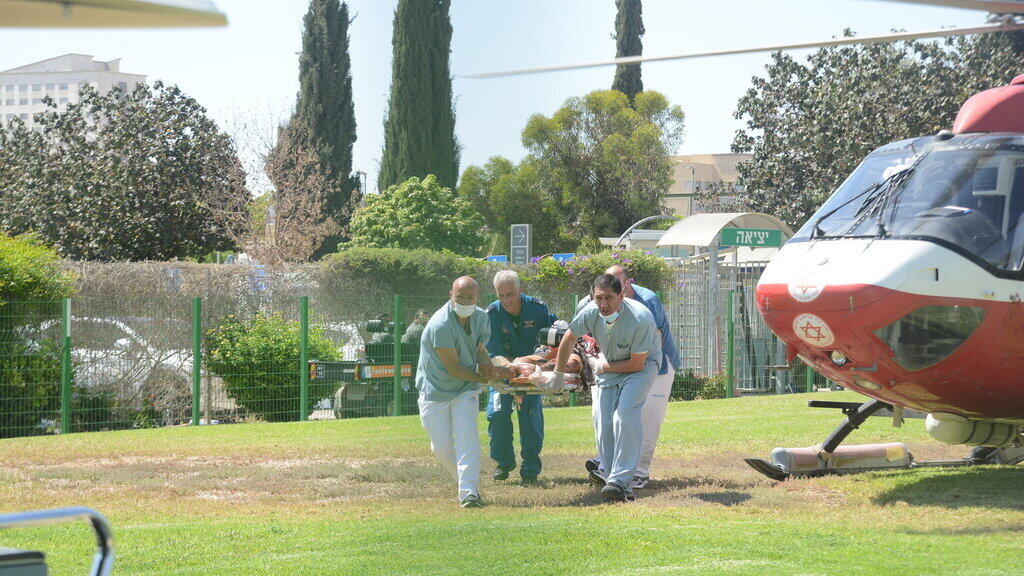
[0,259,832,438]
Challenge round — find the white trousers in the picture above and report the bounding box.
[419,389,481,502]
[594,360,674,478]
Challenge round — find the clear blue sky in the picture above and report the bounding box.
[0,0,992,193]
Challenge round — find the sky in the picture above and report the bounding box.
[0,0,992,193]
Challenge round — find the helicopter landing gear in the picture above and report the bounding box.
[744,399,976,480]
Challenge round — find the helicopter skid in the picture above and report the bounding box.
[744,447,975,481]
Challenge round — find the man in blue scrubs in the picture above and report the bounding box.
[577,264,681,489]
[485,270,557,483]
[549,273,659,502]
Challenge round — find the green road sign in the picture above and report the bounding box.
[720,227,783,248]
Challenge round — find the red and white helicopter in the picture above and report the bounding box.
[468,0,1024,478]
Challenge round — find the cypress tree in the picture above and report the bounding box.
[612,0,644,101]
[280,0,357,257]
[378,0,458,192]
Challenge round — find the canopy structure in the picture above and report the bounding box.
[1,0,227,27]
[656,212,793,252]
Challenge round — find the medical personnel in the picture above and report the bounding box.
[485,270,557,483]
[416,276,513,508]
[549,274,659,502]
[577,264,680,489]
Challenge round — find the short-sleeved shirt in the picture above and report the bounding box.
[575,284,680,375]
[486,294,557,360]
[415,301,491,402]
[568,298,658,388]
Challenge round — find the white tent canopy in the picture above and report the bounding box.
[656,212,793,250]
[1,0,227,27]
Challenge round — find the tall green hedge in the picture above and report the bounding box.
[320,246,673,296]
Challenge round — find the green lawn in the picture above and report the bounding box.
[0,391,1021,575]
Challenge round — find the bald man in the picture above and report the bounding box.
[416,276,514,508]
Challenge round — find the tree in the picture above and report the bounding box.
[733,32,1023,229]
[0,83,249,261]
[612,0,644,100]
[273,0,357,257]
[458,156,570,255]
[378,0,459,192]
[347,175,487,255]
[522,89,685,242]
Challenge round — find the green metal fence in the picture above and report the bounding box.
[0,279,831,438]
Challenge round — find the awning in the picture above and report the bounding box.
[1,0,227,27]
[656,212,793,249]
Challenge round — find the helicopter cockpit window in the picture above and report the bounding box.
[794,137,1024,272]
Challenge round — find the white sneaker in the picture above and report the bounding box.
[631,475,650,489]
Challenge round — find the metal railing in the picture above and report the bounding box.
[0,507,114,576]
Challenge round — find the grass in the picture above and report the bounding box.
[0,391,1021,575]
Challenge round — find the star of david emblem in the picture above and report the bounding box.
[791,313,834,347]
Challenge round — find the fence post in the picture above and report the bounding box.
[299,296,309,421]
[392,294,403,417]
[725,290,735,398]
[192,297,201,426]
[60,298,72,434]
[568,294,579,407]
[805,363,815,393]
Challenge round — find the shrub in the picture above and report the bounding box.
[0,234,75,437]
[522,249,673,294]
[205,313,341,422]
[321,247,485,296]
[0,338,63,437]
[671,369,729,401]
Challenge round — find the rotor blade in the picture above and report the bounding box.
[876,0,1024,13]
[461,22,1024,79]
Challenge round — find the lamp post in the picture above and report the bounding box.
[356,170,368,207]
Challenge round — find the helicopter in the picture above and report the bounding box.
[466,0,1024,479]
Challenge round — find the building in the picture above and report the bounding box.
[0,54,146,126]
[666,153,751,217]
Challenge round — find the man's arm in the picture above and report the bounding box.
[604,352,649,374]
[552,328,575,373]
[435,347,487,383]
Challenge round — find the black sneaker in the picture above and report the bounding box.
[631,475,650,490]
[492,467,511,481]
[624,488,636,502]
[520,475,539,485]
[585,458,600,473]
[601,482,626,502]
[460,494,484,508]
[588,467,607,486]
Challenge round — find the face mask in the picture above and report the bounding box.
[452,301,475,318]
[601,310,620,324]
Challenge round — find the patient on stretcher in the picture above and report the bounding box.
[501,334,601,395]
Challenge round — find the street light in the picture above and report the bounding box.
[613,214,681,249]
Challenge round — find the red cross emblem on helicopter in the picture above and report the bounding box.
[792,313,834,347]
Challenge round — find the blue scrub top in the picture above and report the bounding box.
[575,284,680,375]
[415,301,491,402]
[486,294,557,360]
[568,298,658,388]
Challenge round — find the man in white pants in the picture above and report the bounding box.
[577,264,680,489]
[416,276,513,508]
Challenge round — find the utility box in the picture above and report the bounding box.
[0,549,47,576]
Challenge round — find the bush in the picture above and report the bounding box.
[205,313,341,422]
[321,247,485,295]
[0,338,63,437]
[0,234,75,437]
[0,233,73,308]
[522,249,674,294]
[671,369,729,401]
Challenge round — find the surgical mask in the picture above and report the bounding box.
[452,301,476,318]
[600,310,620,324]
